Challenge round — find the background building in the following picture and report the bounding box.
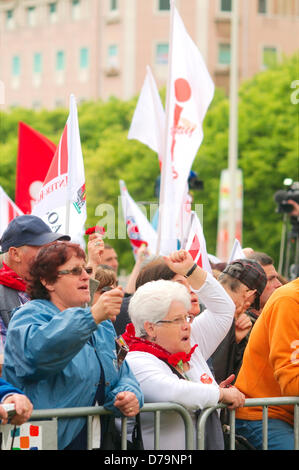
[0,0,298,109]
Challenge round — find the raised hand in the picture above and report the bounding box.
[91,285,124,324]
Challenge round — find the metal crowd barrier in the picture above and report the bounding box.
[197,396,299,450]
[0,402,194,450]
[1,397,299,450]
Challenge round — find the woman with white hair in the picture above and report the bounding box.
[123,250,245,450]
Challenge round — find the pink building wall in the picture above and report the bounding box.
[0,0,298,109]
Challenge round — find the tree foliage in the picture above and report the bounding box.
[0,55,298,271]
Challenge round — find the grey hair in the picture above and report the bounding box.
[246,251,273,266]
[128,279,191,337]
[218,272,243,292]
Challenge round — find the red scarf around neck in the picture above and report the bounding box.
[122,323,198,367]
[0,262,27,292]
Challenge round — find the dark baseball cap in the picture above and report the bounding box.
[222,258,267,309]
[0,215,70,253]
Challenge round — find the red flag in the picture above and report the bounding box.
[0,186,23,238]
[15,122,56,214]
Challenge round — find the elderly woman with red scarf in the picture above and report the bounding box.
[122,250,245,450]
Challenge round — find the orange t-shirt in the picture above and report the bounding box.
[235,278,299,426]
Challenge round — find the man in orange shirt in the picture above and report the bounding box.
[235,277,299,450]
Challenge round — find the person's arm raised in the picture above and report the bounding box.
[163,249,207,290]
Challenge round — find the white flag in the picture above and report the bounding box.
[32,95,86,245]
[228,238,246,263]
[0,186,23,238]
[120,180,157,257]
[185,211,212,273]
[128,65,165,160]
[158,4,214,255]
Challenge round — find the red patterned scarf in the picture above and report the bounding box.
[122,322,197,367]
[0,262,27,292]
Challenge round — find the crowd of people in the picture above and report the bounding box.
[0,213,298,451]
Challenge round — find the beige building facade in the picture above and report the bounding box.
[0,0,298,109]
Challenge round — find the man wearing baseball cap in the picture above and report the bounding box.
[0,215,70,370]
[211,258,267,384]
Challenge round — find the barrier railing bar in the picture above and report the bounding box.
[294,404,299,449]
[87,415,93,450]
[229,410,235,450]
[197,397,299,450]
[154,410,160,450]
[121,417,128,450]
[262,406,268,450]
[197,405,220,449]
[141,403,194,450]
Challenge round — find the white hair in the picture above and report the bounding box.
[128,279,191,337]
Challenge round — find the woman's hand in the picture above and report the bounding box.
[0,394,33,425]
[91,286,124,324]
[164,250,207,289]
[114,391,140,417]
[86,233,105,275]
[219,386,245,410]
[163,249,194,276]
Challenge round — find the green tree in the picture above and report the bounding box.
[193,54,298,264]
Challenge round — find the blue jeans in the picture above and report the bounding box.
[236,418,294,450]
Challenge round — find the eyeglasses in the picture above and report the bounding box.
[155,314,194,326]
[57,266,93,276]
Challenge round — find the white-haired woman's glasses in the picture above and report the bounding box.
[155,314,194,326]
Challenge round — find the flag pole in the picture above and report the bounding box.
[227,0,239,254]
[156,0,175,255]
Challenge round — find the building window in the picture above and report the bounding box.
[12,56,21,76]
[27,6,37,26]
[33,53,42,74]
[32,100,42,110]
[110,0,118,10]
[79,47,89,69]
[71,0,81,20]
[158,0,170,10]
[220,0,232,12]
[262,46,277,69]
[156,43,169,64]
[6,9,14,29]
[56,50,65,71]
[49,2,58,23]
[218,43,231,65]
[107,44,119,66]
[258,0,267,14]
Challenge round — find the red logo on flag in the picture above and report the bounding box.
[126,216,148,254]
[188,234,203,267]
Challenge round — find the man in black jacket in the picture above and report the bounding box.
[211,258,267,384]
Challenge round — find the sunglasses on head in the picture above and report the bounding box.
[57,266,93,276]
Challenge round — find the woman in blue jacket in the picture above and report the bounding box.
[3,241,143,449]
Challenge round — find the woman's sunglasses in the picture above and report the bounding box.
[57,266,93,276]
